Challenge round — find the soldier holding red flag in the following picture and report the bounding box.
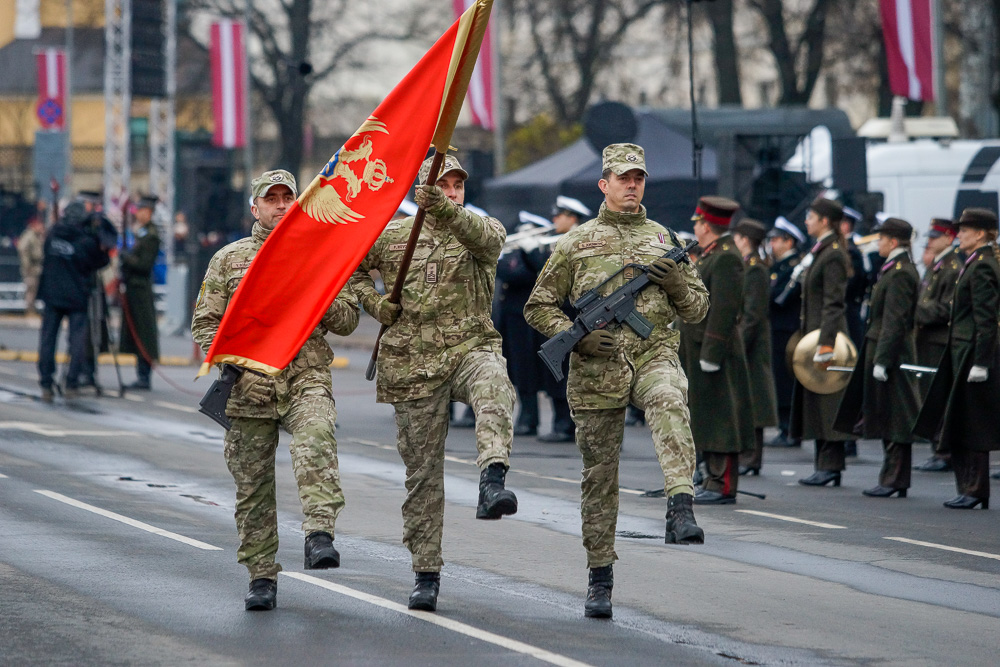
[350,154,518,613]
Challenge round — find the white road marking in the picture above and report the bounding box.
[0,472,8,478]
[780,470,796,476]
[154,400,200,414]
[283,572,593,667]
[34,490,223,551]
[885,537,1000,561]
[736,509,846,529]
[0,421,139,438]
[124,394,145,402]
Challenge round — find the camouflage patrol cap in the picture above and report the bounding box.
[251,169,298,199]
[418,154,469,185]
[601,143,648,176]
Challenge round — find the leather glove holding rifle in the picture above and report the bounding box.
[414,185,458,222]
[374,295,402,326]
[647,257,688,300]
[576,330,615,358]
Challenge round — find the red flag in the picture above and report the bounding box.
[199,1,495,376]
[880,0,935,102]
[453,0,494,129]
[210,19,248,148]
[36,48,67,130]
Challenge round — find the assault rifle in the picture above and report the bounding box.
[538,239,697,382]
[198,364,244,430]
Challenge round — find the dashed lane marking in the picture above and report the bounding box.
[283,572,593,667]
[124,394,145,402]
[735,509,847,529]
[154,400,200,414]
[34,490,223,551]
[885,537,1000,561]
[0,472,7,478]
[0,421,140,438]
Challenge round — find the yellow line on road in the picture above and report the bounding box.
[884,537,1000,561]
[284,572,593,667]
[34,489,222,551]
[736,509,847,529]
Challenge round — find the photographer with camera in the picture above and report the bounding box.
[36,201,111,402]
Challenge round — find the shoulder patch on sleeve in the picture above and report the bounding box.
[487,217,505,234]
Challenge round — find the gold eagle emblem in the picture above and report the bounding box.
[300,116,395,225]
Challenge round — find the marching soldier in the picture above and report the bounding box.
[912,218,961,473]
[678,197,754,504]
[793,197,853,487]
[833,218,920,498]
[766,217,805,448]
[119,195,161,390]
[732,219,778,476]
[526,143,709,619]
[350,154,518,612]
[914,208,1000,509]
[191,169,359,611]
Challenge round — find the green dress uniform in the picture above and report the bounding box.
[525,203,709,566]
[191,221,360,581]
[790,232,853,472]
[119,220,161,380]
[349,201,515,573]
[677,234,754,497]
[915,246,962,393]
[834,247,920,491]
[914,243,1000,504]
[738,253,778,472]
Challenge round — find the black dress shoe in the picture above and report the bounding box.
[693,488,736,505]
[408,572,440,611]
[992,471,1000,480]
[538,430,574,443]
[245,578,277,611]
[738,466,759,476]
[127,380,151,390]
[304,531,340,569]
[799,471,841,487]
[765,433,801,448]
[513,423,537,436]
[862,485,907,498]
[914,456,952,472]
[943,495,989,510]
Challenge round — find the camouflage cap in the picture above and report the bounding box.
[251,169,298,199]
[417,154,468,185]
[601,143,648,176]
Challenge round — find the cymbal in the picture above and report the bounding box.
[791,329,858,394]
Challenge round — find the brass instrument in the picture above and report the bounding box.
[500,225,559,255]
[789,329,858,394]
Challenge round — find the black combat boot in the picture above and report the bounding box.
[408,572,441,611]
[665,493,705,544]
[476,462,518,519]
[584,565,613,619]
[304,531,340,569]
[245,578,277,611]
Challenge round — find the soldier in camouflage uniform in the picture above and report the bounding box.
[191,169,359,612]
[349,155,518,613]
[524,144,710,620]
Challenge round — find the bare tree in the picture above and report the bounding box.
[747,0,833,105]
[702,0,742,105]
[180,0,436,176]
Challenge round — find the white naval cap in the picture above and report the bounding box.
[875,211,892,224]
[770,215,806,244]
[396,199,419,217]
[552,195,592,218]
[518,210,553,228]
[842,206,862,224]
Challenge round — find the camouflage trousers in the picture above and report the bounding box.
[392,349,514,572]
[224,392,344,580]
[572,356,696,567]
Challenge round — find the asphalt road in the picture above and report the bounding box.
[1,327,999,666]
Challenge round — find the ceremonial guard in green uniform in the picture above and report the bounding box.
[732,219,778,476]
[912,218,961,473]
[792,198,853,487]
[119,195,161,389]
[350,155,518,612]
[192,170,359,611]
[678,197,754,504]
[914,208,1000,509]
[526,144,709,619]
[834,218,920,497]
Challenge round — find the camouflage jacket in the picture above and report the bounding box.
[191,222,359,418]
[18,226,44,279]
[349,206,506,403]
[524,203,709,410]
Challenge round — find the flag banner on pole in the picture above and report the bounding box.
[452,0,494,129]
[880,0,934,102]
[198,0,495,377]
[35,48,66,130]
[210,19,247,148]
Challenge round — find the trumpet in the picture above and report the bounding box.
[500,226,560,255]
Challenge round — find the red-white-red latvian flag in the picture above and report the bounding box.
[452,0,494,129]
[210,19,248,148]
[35,48,67,130]
[198,0,495,377]
[880,0,935,101]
